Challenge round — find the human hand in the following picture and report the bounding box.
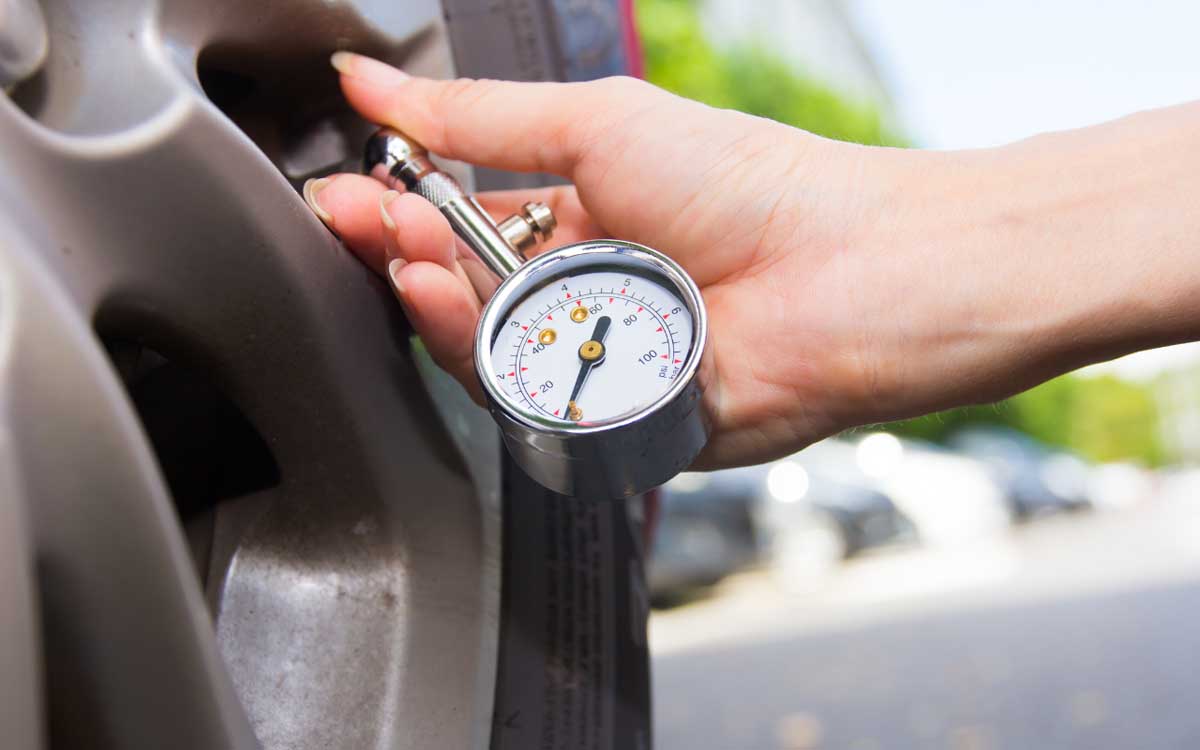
[304,52,896,468]
[304,53,1200,469]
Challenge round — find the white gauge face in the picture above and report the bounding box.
[489,269,695,424]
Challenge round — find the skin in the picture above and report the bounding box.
[306,52,1200,470]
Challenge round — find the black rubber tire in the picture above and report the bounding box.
[443,3,654,748]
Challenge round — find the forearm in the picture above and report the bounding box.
[860,101,1200,417]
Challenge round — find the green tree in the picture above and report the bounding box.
[636,0,904,145]
[883,374,1164,466]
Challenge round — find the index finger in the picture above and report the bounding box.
[330,52,655,178]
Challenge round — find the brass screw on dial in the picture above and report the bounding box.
[578,340,605,362]
[567,401,583,421]
[538,329,557,345]
[570,307,589,323]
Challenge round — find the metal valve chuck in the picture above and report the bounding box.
[364,128,556,294]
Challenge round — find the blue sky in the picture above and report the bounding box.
[847,1,1200,149]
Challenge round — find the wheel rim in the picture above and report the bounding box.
[0,2,501,747]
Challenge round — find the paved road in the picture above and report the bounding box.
[650,476,1200,750]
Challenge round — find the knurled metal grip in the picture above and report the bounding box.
[407,171,466,207]
[363,128,557,283]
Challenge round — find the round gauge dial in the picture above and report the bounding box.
[488,270,695,423]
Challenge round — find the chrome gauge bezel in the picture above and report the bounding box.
[474,240,708,436]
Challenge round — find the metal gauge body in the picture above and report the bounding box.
[365,130,711,498]
[478,240,710,498]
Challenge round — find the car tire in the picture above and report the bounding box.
[0,2,650,749]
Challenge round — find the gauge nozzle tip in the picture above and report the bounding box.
[364,127,435,189]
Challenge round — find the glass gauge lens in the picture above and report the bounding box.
[489,270,695,423]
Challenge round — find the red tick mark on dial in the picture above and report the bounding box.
[656,326,663,332]
[663,313,671,319]
[508,372,516,377]
[660,354,669,359]
[530,391,538,398]
[621,288,627,294]
[565,292,572,298]
[521,367,528,372]
[637,306,643,313]
[674,359,682,364]
[527,339,534,344]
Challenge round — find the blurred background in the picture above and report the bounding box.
[636,2,1200,748]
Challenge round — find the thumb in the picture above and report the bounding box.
[330,51,654,179]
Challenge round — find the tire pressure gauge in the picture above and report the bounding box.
[365,128,711,499]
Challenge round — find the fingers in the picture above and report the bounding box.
[378,191,483,402]
[330,51,657,178]
[378,190,458,270]
[379,191,480,300]
[388,259,484,403]
[308,176,603,267]
[304,172,485,402]
[303,170,604,408]
[304,174,388,272]
[304,173,464,275]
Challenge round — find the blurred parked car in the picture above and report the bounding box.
[649,469,765,601]
[1088,461,1157,510]
[949,426,1092,517]
[650,432,1023,599]
[855,433,1014,547]
[650,439,918,599]
[763,440,916,591]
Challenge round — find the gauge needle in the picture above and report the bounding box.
[565,315,611,418]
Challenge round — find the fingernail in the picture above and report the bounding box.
[330,51,409,86]
[379,190,400,231]
[329,51,355,75]
[303,177,334,224]
[388,257,409,296]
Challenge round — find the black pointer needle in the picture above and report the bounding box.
[564,315,612,418]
